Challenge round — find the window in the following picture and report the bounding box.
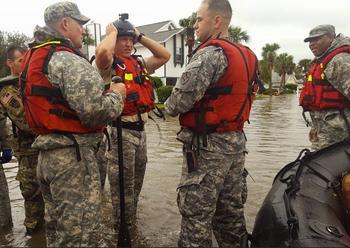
[175,47,182,64]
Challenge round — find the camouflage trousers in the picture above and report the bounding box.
[0,164,12,228]
[36,146,104,247]
[309,109,350,151]
[96,136,108,189]
[177,146,246,248]
[106,127,147,229]
[15,153,45,231]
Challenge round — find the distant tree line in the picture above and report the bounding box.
[178,13,313,96]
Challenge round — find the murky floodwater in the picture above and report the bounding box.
[1,94,310,247]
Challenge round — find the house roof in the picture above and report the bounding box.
[137,20,173,34]
[135,20,185,45]
[100,20,185,46]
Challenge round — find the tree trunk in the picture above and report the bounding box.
[269,66,273,96]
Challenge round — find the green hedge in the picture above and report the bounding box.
[284,84,297,91]
[150,76,164,89]
[156,85,173,103]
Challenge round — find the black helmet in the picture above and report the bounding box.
[113,13,135,37]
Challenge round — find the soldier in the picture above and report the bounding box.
[0,110,13,229]
[165,0,260,247]
[94,14,170,231]
[0,45,45,235]
[19,2,126,247]
[300,25,350,150]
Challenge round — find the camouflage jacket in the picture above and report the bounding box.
[165,39,246,155]
[320,34,350,100]
[30,26,124,150]
[0,110,11,150]
[309,35,350,124]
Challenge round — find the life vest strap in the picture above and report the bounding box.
[205,85,232,95]
[111,120,145,131]
[31,85,63,98]
[49,109,79,120]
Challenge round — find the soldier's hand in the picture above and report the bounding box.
[106,23,118,36]
[110,83,126,101]
[0,148,12,164]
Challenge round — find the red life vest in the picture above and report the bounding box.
[299,46,350,111]
[19,41,102,135]
[179,39,258,133]
[113,55,155,116]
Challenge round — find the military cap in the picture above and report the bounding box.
[304,24,336,42]
[44,1,90,25]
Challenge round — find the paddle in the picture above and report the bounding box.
[112,76,131,247]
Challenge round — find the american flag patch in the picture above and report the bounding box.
[1,93,13,105]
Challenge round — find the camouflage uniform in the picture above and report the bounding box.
[29,22,124,247]
[307,34,350,150]
[165,42,248,247]
[0,111,12,229]
[14,132,44,233]
[97,59,149,229]
[96,132,108,189]
[106,127,147,228]
[0,76,44,233]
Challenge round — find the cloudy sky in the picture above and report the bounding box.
[0,0,349,62]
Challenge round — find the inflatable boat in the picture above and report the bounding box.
[251,140,350,247]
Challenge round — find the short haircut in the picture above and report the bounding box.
[202,0,232,22]
[6,46,26,60]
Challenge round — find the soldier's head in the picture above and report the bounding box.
[304,24,336,57]
[44,1,90,49]
[113,14,135,58]
[194,0,232,42]
[6,46,27,76]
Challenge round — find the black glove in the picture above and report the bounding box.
[0,148,12,164]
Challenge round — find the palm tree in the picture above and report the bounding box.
[299,59,312,77]
[228,26,250,43]
[179,12,196,57]
[261,43,280,95]
[274,53,296,91]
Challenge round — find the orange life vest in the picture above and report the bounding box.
[113,55,155,116]
[19,41,102,135]
[179,39,258,133]
[299,46,350,111]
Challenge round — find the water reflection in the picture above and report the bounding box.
[1,94,310,247]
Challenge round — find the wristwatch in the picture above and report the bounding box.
[137,33,145,43]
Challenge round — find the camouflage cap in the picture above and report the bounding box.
[304,24,336,42]
[44,1,90,25]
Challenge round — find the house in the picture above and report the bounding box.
[82,20,188,85]
[135,20,187,85]
[271,71,298,89]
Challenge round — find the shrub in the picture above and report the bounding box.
[284,84,297,91]
[150,76,164,89]
[157,85,173,103]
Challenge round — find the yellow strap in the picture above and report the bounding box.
[320,63,323,69]
[124,73,133,81]
[33,40,62,49]
[307,75,313,81]
[321,73,325,79]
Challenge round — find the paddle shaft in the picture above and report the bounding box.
[116,117,131,247]
[111,75,131,247]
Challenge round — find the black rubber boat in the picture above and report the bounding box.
[251,140,350,247]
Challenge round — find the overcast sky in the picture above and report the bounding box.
[0,0,349,62]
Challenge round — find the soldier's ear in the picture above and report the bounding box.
[6,59,13,69]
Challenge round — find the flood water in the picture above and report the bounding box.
[1,94,310,247]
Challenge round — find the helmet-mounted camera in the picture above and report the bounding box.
[113,13,135,37]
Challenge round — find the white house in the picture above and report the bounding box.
[82,20,188,85]
[135,20,187,85]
